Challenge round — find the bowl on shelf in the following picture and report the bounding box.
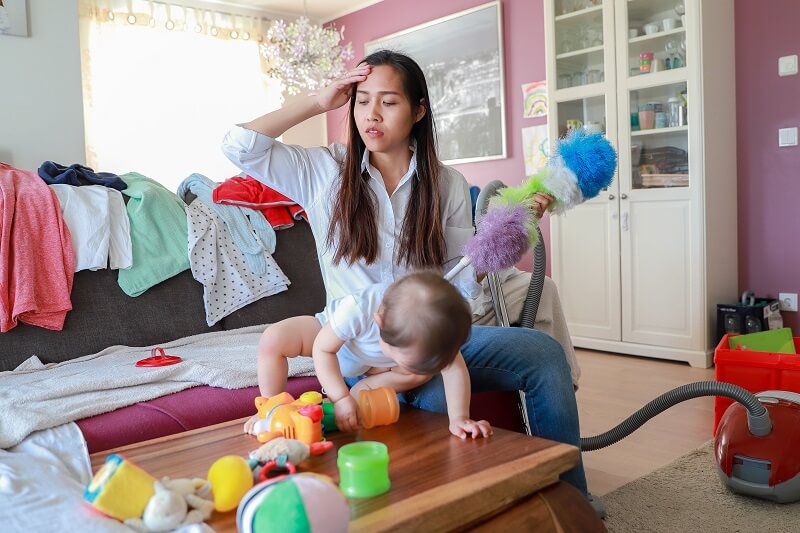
[643,23,660,35]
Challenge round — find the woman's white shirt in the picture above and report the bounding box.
[221,125,481,310]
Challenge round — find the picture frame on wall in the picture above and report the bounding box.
[0,0,29,38]
[365,1,506,165]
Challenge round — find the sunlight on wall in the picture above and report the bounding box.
[82,22,282,192]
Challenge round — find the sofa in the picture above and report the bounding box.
[2,219,525,453]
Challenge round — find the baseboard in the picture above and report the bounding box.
[572,337,713,368]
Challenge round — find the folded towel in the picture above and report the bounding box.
[213,175,306,230]
[38,161,127,190]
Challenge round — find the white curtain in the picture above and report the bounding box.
[79,1,283,192]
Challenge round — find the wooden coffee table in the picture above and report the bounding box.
[91,408,604,532]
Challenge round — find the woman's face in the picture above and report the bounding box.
[353,65,425,154]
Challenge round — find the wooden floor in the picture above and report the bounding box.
[574,348,716,496]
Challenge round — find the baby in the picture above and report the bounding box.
[245,271,492,439]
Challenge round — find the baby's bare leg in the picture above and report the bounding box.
[351,367,432,395]
[245,316,320,434]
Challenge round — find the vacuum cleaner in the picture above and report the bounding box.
[461,131,800,504]
[580,382,800,504]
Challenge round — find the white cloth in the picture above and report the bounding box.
[186,199,289,326]
[472,268,581,386]
[50,184,132,271]
[316,283,395,377]
[221,126,482,312]
[0,424,131,533]
[0,325,315,449]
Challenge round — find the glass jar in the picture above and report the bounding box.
[638,103,655,129]
[667,96,684,127]
[639,52,655,73]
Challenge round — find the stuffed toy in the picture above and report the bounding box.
[124,477,214,533]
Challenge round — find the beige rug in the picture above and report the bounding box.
[603,441,799,532]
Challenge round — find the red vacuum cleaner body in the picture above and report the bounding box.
[715,391,800,503]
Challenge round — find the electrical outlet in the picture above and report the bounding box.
[779,292,798,312]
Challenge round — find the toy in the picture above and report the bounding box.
[208,455,254,512]
[135,346,182,367]
[249,437,334,480]
[252,392,324,445]
[357,386,400,429]
[445,129,617,280]
[124,477,214,532]
[322,387,400,434]
[337,441,391,498]
[84,454,156,521]
[237,473,349,533]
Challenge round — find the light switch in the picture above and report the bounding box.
[779,127,798,147]
[778,55,798,77]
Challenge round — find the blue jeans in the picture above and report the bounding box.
[348,325,588,496]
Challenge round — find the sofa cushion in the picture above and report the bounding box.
[0,269,219,371]
[77,377,323,453]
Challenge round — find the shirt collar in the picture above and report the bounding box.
[361,140,419,182]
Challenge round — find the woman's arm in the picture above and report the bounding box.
[242,65,372,138]
[441,352,492,439]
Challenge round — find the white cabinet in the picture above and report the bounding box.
[544,0,737,368]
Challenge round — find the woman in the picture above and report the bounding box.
[222,50,588,497]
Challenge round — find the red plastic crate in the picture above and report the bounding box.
[713,333,800,434]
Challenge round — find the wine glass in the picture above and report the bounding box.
[665,40,677,69]
[674,3,685,16]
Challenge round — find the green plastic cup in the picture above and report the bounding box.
[337,441,390,498]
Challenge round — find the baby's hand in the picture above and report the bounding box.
[449,417,493,439]
[333,395,361,433]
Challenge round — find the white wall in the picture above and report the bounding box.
[0,1,86,169]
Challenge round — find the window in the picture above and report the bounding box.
[80,3,281,192]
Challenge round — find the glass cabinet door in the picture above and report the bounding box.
[629,82,688,189]
[625,0,687,79]
[554,0,606,89]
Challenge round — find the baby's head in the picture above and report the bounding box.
[375,272,471,375]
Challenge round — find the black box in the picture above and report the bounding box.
[716,294,782,344]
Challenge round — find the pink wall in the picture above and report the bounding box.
[328,0,549,270]
[735,0,800,333]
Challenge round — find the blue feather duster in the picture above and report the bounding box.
[556,129,617,200]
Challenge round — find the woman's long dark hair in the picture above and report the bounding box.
[326,50,445,268]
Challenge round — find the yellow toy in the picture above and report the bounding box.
[207,455,254,512]
[84,454,156,521]
[252,391,324,445]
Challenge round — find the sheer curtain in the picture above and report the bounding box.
[79,0,283,192]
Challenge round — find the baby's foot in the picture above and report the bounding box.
[243,414,260,435]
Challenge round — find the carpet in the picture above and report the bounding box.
[602,441,799,532]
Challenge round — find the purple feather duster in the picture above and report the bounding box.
[465,205,531,273]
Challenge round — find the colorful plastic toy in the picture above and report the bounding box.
[207,455,254,512]
[358,387,400,429]
[84,454,157,521]
[322,387,400,434]
[337,441,391,498]
[237,473,349,533]
[249,437,334,481]
[252,392,324,445]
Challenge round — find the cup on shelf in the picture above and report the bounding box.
[639,52,655,73]
[655,111,668,128]
[629,28,639,39]
[585,121,603,134]
[643,23,660,35]
[638,104,655,129]
[558,73,572,89]
[681,15,686,27]
[587,69,603,84]
[571,71,586,86]
[566,119,583,131]
[663,18,679,31]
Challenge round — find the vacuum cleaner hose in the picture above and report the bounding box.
[518,224,545,329]
[581,381,772,451]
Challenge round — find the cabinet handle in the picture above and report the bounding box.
[608,194,615,200]
[622,212,629,231]
[621,193,628,199]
